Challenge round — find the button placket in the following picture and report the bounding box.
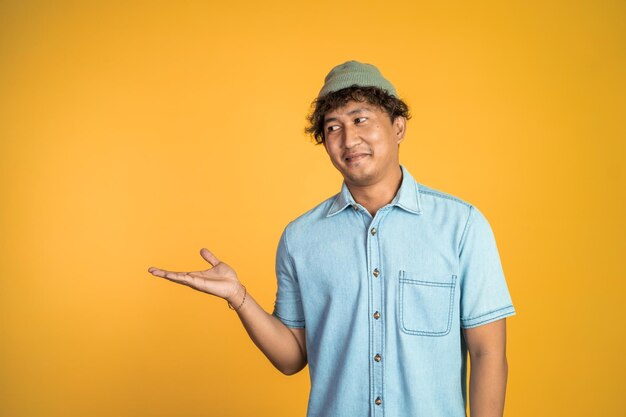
[367,213,386,417]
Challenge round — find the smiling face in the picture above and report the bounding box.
[323,100,406,187]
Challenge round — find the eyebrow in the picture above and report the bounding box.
[324,107,372,125]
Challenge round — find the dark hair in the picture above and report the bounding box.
[305,85,411,145]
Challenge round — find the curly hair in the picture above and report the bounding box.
[305,86,411,145]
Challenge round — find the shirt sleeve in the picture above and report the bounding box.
[271,225,306,328]
[459,205,516,329]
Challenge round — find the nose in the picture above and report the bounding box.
[342,123,362,149]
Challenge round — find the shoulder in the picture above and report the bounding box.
[415,181,476,225]
[414,182,500,253]
[414,181,500,240]
[281,194,338,237]
[417,182,501,239]
[417,182,473,209]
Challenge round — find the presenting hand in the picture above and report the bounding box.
[148,248,242,303]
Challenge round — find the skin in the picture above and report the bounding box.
[322,100,406,217]
[148,98,509,416]
[148,251,307,375]
[464,319,509,417]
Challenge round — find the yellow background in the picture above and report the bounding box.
[1,1,624,416]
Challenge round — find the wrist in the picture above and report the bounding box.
[226,282,247,311]
[225,282,243,304]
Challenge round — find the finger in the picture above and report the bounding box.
[148,267,189,279]
[166,272,192,284]
[157,270,192,286]
[148,267,168,277]
[200,248,221,267]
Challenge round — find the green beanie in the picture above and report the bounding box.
[317,60,398,98]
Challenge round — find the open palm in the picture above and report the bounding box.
[148,248,240,301]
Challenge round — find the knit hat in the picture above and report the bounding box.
[317,60,398,98]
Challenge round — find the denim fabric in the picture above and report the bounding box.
[272,164,516,417]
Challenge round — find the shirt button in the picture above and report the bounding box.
[373,268,379,277]
[374,354,382,362]
[370,227,377,235]
[375,397,382,406]
[353,204,359,210]
[373,311,381,320]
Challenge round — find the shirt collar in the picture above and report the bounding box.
[326,164,423,217]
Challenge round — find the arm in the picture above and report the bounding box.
[462,318,509,417]
[228,282,307,375]
[148,248,307,375]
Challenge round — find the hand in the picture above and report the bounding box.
[148,248,242,303]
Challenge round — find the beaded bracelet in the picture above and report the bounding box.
[227,285,247,311]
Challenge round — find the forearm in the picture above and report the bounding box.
[468,353,508,417]
[229,288,306,375]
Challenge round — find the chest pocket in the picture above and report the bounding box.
[398,270,457,336]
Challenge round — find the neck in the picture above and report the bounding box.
[346,165,403,217]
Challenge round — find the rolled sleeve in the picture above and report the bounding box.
[272,225,305,328]
[459,205,516,329]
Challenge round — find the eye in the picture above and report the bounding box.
[355,117,367,124]
[326,125,340,133]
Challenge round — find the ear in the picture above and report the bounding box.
[393,116,407,144]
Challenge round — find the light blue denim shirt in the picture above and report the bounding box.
[272,164,516,417]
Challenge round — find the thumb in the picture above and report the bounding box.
[200,248,221,267]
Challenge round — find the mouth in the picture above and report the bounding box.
[344,153,370,163]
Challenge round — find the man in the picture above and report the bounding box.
[148,61,516,417]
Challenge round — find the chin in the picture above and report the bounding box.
[344,169,376,185]
[333,158,375,182]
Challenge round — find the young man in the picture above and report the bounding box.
[148,61,516,417]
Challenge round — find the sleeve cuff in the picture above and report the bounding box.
[461,305,516,329]
[272,311,306,329]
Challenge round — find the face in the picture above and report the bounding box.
[323,100,406,187]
